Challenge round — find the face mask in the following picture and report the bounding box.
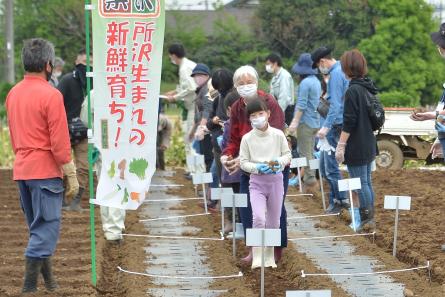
[170,58,177,65]
[265,64,274,74]
[319,66,330,75]
[251,116,267,130]
[194,75,208,87]
[438,47,445,59]
[54,71,62,78]
[46,63,53,82]
[237,83,257,99]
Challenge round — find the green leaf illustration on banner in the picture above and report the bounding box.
[129,158,149,180]
[108,160,116,178]
[122,188,129,204]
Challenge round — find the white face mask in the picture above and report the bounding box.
[170,58,177,65]
[319,66,330,75]
[265,64,274,74]
[54,71,62,78]
[237,83,257,99]
[194,75,208,87]
[251,116,267,130]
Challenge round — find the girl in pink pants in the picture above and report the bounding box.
[239,97,292,268]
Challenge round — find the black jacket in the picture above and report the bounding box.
[342,78,377,166]
[57,64,88,121]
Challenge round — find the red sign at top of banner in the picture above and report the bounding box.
[99,0,161,18]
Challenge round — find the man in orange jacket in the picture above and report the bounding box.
[6,38,79,294]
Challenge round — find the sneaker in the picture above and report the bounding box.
[338,200,350,209]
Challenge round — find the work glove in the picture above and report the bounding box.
[194,125,209,141]
[256,163,271,174]
[288,119,298,135]
[317,138,336,155]
[335,142,346,164]
[62,160,79,199]
[216,135,223,149]
[317,126,330,139]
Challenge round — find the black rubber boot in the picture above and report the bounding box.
[67,187,85,211]
[41,257,58,291]
[359,208,374,226]
[22,257,43,293]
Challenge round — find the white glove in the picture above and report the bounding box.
[317,138,336,155]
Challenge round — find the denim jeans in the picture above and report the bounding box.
[319,126,346,205]
[239,167,289,247]
[440,138,445,158]
[18,178,63,259]
[347,163,375,209]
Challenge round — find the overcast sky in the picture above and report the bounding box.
[166,0,233,10]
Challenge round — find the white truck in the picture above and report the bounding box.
[375,108,438,169]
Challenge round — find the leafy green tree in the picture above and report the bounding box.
[359,0,445,106]
[256,0,374,58]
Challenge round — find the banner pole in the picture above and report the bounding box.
[85,0,97,286]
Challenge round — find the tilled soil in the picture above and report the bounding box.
[289,168,445,297]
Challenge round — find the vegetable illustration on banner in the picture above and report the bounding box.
[91,0,165,209]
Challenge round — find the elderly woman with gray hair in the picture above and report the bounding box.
[221,65,289,263]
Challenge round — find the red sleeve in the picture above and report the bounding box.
[267,95,285,130]
[223,102,241,157]
[46,91,72,166]
[5,94,18,154]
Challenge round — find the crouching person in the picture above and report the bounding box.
[6,38,79,293]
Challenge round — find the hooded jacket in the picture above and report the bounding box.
[342,77,377,166]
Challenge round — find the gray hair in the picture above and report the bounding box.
[54,56,65,68]
[233,65,259,87]
[21,38,55,73]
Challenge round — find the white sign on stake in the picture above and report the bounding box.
[384,195,412,257]
[290,157,308,169]
[309,159,326,211]
[246,228,281,297]
[211,188,233,201]
[338,178,361,191]
[221,193,248,258]
[221,194,248,208]
[338,178,361,232]
[246,229,281,247]
[286,290,331,297]
[192,172,213,185]
[186,154,205,167]
[384,196,411,210]
[210,188,234,235]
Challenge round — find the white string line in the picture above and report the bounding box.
[288,213,340,220]
[301,261,430,277]
[121,233,224,241]
[117,266,243,279]
[151,184,184,187]
[289,232,376,241]
[287,194,314,197]
[139,213,211,222]
[143,197,203,202]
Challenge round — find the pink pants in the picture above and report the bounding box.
[249,173,284,229]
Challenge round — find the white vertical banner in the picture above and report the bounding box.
[91,0,165,209]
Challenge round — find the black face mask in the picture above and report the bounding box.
[46,62,53,81]
[74,64,93,91]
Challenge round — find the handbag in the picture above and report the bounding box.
[68,117,88,145]
[317,97,330,118]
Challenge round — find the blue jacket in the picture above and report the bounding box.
[294,75,321,129]
[323,61,349,128]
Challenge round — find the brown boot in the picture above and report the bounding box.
[22,257,43,293]
[41,257,58,291]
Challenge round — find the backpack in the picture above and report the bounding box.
[366,91,385,131]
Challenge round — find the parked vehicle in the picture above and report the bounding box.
[375,108,437,169]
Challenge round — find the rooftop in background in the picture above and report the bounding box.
[166,0,259,10]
